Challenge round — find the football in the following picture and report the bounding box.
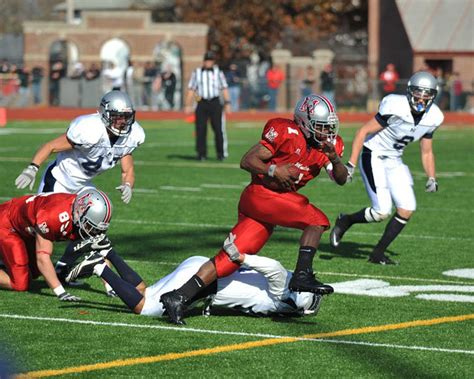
[262,164,300,191]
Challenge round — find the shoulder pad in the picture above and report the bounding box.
[66,113,103,146]
[426,104,444,126]
[378,94,410,116]
[130,122,146,145]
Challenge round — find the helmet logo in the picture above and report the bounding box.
[75,193,93,219]
[298,97,320,113]
[264,127,279,142]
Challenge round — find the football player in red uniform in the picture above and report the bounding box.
[161,94,351,324]
[0,188,112,301]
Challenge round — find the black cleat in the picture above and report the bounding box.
[160,291,188,325]
[329,214,350,248]
[289,271,334,295]
[368,254,399,265]
[65,252,104,283]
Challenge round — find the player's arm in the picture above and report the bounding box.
[420,137,438,192]
[15,134,74,190]
[35,234,79,301]
[348,118,384,166]
[222,87,231,114]
[240,143,297,189]
[116,154,135,204]
[321,141,348,185]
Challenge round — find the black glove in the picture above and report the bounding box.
[71,234,112,257]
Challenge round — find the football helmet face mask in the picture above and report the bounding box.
[72,188,113,239]
[294,94,339,146]
[407,71,438,113]
[99,90,135,136]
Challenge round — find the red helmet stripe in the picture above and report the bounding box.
[98,190,112,223]
[318,94,335,113]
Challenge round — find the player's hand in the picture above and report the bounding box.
[425,177,438,192]
[345,162,355,183]
[320,141,338,161]
[15,164,39,190]
[274,163,298,191]
[223,233,242,263]
[116,183,132,204]
[58,291,81,301]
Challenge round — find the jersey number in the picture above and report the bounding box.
[81,157,104,176]
[393,136,414,150]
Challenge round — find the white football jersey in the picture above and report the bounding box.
[364,95,443,157]
[140,255,317,317]
[51,113,145,192]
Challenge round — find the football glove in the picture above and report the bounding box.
[345,162,355,183]
[425,177,438,192]
[15,164,39,190]
[58,292,81,302]
[116,183,132,204]
[223,233,240,262]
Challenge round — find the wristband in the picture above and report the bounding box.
[267,164,277,177]
[53,285,66,296]
[347,161,356,168]
[30,163,40,170]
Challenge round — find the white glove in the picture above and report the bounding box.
[116,183,132,204]
[58,292,81,302]
[223,233,240,262]
[425,177,438,192]
[15,164,39,190]
[345,162,355,183]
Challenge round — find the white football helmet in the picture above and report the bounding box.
[407,71,438,113]
[294,94,339,146]
[99,90,135,136]
[72,188,113,239]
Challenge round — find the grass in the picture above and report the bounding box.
[0,119,473,378]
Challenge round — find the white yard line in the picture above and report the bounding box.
[0,314,471,355]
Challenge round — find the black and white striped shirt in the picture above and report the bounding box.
[188,66,228,100]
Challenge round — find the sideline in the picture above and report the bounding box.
[11,313,474,377]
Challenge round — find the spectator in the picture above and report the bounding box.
[85,63,101,81]
[142,61,158,109]
[265,63,285,111]
[379,63,399,96]
[434,67,446,109]
[300,65,316,98]
[70,62,84,79]
[225,63,242,111]
[16,66,30,107]
[49,60,65,106]
[31,65,44,105]
[450,72,463,111]
[124,59,135,96]
[320,64,336,106]
[160,65,177,109]
[102,62,124,92]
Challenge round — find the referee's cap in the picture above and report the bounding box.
[203,51,216,61]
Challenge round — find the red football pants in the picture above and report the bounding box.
[0,204,37,291]
[214,184,330,277]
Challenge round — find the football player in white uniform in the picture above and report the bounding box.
[329,71,443,264]
[14,90,145,292]
[65,237,322,322]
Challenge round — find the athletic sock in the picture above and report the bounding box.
[347,208,370,225]
[371,213,409,258]
[176,274,205,301]
[100,266,143,310]
[105,249,143,287]
[294,246,316,273]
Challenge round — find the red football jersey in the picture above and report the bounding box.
[252,118,344,190]
[7,193,78,242]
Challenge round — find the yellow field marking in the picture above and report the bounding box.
[20,313,474,378]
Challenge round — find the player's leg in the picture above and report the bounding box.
[100,248,146,293]
[369,163,415,264]
[0,233,31,291]
[195,101,209,160]
[209,100,225,160]
[161,216,273,324]
[330,148,392,247]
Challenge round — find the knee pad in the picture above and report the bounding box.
[214,250,240,278]
[365,207,390,222]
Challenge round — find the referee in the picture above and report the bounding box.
[185,51,231,161]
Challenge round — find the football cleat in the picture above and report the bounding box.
[106,289,118,298]
[160,291,188,325]
[65,252,105,283]
[368,254,399,265]
[330,214,351,248]
[289,270,334,295]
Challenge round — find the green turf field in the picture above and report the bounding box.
[0,120,473,378]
